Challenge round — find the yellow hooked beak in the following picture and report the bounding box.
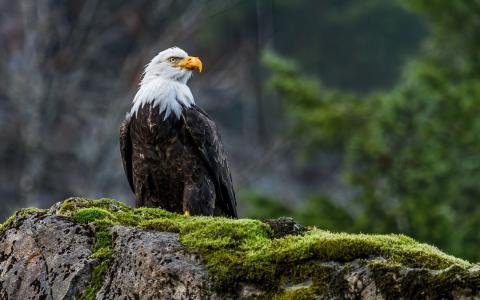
[177,56,203,72]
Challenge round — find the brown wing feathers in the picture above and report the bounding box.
[119,118,135,193]
[184,106,238,218]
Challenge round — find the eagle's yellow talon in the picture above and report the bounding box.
[184,210,191,216]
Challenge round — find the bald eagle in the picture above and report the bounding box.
[120,47,237,217]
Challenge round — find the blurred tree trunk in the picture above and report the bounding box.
[255,0,274,143]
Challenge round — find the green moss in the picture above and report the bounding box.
[81,219,115,300]
[140,218,182,232]
[426,264,480,297]
[273,287,318,300]
[133,207,178,219]
[0,208,46,232]
[181,226,468,294]
[74,208,113,224]
[7,197,469,297]
[113,211,142,226]
[367,259,480,299]
[82,259,111,300]
[59,197,131,217]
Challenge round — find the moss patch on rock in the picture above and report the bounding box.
[79,219,115,300]
[52,197,471,297]
[72,207,116,300]
[0,208,47,232]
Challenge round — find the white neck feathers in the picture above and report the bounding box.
[129,78,195,120]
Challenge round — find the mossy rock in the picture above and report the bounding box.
[1,197,479,299]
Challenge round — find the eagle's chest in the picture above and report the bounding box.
[128,104,206,210]
[130,104,188,156]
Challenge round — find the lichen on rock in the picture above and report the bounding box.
[0,210,96,299]
[1,197,479,299]
[97,226,211,299]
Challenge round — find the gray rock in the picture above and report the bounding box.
[263,217,307,238]
[97,226,212,300]
[1,200,480,299]
[0,212,96,300]
[47,201,63,215]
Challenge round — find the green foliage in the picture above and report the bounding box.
[51,198,471,297]
[191,0,425,95]
[262,1,480,261]
[300,196,355,229]
[262,51,367,151]
[270,0,426,91]
[240,190,293,220]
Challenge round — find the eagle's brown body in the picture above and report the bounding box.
[120,103,237,217]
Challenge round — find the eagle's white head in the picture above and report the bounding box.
[130,47,203,119]
[141,47,203,85]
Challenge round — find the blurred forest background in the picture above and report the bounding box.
[1,0,479,261]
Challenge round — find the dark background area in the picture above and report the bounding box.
[2,0,479,261]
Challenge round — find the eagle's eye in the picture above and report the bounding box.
[168,57,178,63]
